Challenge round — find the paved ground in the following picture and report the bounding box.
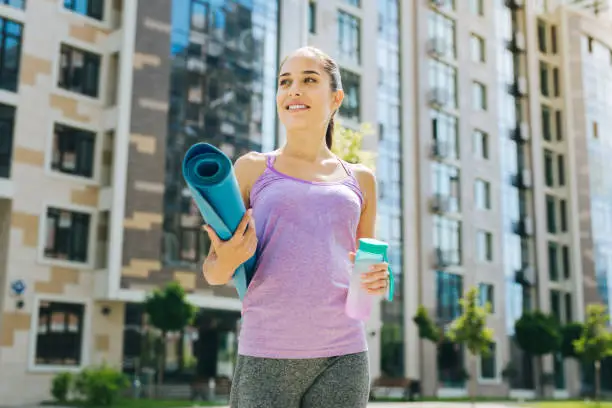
[3,402,524,408]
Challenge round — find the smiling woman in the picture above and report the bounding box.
[200,46,388,408]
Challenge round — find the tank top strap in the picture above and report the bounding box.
[336,157,356,178]
[265,153,277,168]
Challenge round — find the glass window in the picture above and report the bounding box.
[190,0,209,33]
[308,1,316,34]
[433,216,462,265]
[51,124,95,178]
[339,68,360,121]
[58,44,101,98]
[34,301,85,367]
[431,109,459,159]
[470,0,484,16]
[0,102,15,178]
[542,105,552,141]
[432,162,460,212]
[478,283,494,313]
[472,81,487,110]
[562,245,570,279]
[555,110,563,140]
[436,271,463,321]
[544,149,554,187]
[553,67,560,97]
[564,293,572,322]
[549,241,559,281]
[550,289,561,322]
[550,25,557,54]
[44,207,91,263]
[546,194,556,234]
[64,0,104,21]
[429,60,457,109]
[475,179,491,210]
[338,10,360,64]
[0,17,23,92]
[473,129,488,159]
[557,154,565,186]
[470,34,485,63]
[537,19,546,53]
[480,342,497,380]
[428,11,456,59]
[477,230,493,262]
[559,199,567,232]
[540,61,549,97]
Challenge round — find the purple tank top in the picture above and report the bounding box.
[237,153,368,358]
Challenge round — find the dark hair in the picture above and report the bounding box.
[280,47,342,149]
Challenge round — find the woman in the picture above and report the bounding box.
[201,46,390,408]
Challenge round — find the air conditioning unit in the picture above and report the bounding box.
[429,88,449,107]
[427,38,446,58]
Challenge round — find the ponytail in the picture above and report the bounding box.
[326,115,335,149]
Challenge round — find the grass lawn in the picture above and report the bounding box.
[526,402,612,408]
[43,399,227,408]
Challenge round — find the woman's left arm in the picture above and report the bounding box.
[352,164,390,296]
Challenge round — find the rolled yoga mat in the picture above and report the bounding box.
[182,142,256,300]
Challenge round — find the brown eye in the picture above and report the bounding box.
[304,77,316,83]
[279,79,290,87]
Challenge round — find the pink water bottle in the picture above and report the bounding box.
[345,238,392,321]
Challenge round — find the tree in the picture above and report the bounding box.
[144,281,197,385]
[574,303,612,405]
[514,311,561,396]
[446,287,494,406]
[560,322,584,360]
[413,305,441,344]
[330,122,376,169]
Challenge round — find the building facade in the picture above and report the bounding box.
[1,0,612,405]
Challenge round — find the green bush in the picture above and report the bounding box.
[51,364,129,406]
[77,365,129,406]
[51,372,73,403]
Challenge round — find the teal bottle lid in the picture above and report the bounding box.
[358,238,388,255]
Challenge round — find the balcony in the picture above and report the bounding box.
[511,169,532,189]
[509,122,530,143]
[431,140,450,159]
[506,32,526,53]
[507,76,528,97]
[430,194,451,214]
[504,0,524,9]
[428,87,450,108]
[513,217,534,237]
[515,265,535,286]
[433,248,453,269]
[427,37,447,59]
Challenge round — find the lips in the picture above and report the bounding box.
[286,103,311,111]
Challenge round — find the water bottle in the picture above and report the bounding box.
[345,238,391,321]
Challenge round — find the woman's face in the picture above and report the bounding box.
[276,53,343,133]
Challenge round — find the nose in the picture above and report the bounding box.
[288,82,302,97]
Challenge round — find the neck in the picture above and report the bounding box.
[282,128,331,162]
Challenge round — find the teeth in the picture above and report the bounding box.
[288,104,307,110]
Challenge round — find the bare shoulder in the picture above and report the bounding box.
[347,162,377,202]
[234,151,269,201]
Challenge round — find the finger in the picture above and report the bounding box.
[369,262,388,272]
[204,225,222,248]
[231,210,252,243]
[361,271,389,283]
[348,252,355,263]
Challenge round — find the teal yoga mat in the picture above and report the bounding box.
[182,142,256,300]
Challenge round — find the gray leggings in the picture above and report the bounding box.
[229,352,370,408]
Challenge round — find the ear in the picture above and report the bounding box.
[332,89,344,110]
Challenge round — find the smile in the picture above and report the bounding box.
[286,104,310,112]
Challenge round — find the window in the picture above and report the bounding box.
[550,289,561,322]
[540,62,549,97]
[553,67,560,97]
[344,0,359,6]
[480,342,497,380]
[542,105,552,141]
[34,301,85,367]
[537,19,546,53]
[477,230,492,262]
[339,68,360,121]
[562,245,570,279]
[470,34,485,63]
[546,195,556,233]
[179,226,210,263]
[1,0,24,10]
[559,199,567,232]
[557,155,565,186]
[190,0,209,33]
[433,216,462,265]
[555,110,563,140]
[478,283,494,313]
[436,271,463,321]
[58,44,101,98]
[593,121,599,139]
[308,1,316,34]
[472,81,487,110]
[51,124,95,178]
[564,293,572,322]
[338,11,360,64]
[64,0,104,21]
[431,109,459,159]
[0,17,23,93]
[470,0,484,16]
[432,162,460,212]
[428,11,456,59]
[0,102,15,178]
[44,207,91,263]
[475,179,491,210]
[429,60,457,108]
[549,241,559,281]
[550,25,557,54]
[544,149,554,187]
[473,129,488,159]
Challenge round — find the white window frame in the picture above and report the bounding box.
[28,295,92,373]
[477,338,501,384]
[57,0,114,31]
[37,202,98,269]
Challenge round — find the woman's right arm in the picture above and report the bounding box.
[201,152,266,285]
